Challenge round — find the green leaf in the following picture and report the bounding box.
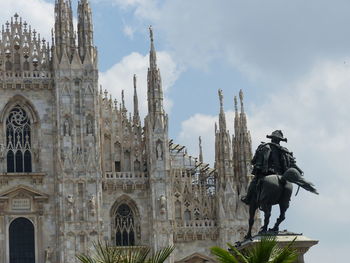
[270,237,298,263]
[226,243,249,263]
[247,236,276,263]
[146,246,175,263]
[76,254,96,263]
[211,246,240,263]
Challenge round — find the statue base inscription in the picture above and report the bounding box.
[235,231,318,263]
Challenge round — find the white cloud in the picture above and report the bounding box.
[178,111,235,165]
[0,0,54,41]
[178,59,350,262]
[99,51,180,120]
[109,0,350,81]
[106,0,159,20]
[123,25,135,39]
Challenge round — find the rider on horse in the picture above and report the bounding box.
[241,130,317,205]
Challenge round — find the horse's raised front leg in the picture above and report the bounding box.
[244,203,257,240]
[271,203,289,232]
[259,204,271,234]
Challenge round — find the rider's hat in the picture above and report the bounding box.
[266,130,287,142]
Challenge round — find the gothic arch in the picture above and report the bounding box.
[0,96,40,173]
[110,195,140,246]
[84,84,94,96]
[62,85,71,96]
[0,95,40,124]
[110,195,140,218]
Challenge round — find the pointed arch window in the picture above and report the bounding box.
[115,204,135,246]
[184,209,191,221]
[6,105,32,172]
[175,200,182,220]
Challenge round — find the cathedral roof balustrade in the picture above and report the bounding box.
[103,172,147,179]
[108,245,149,251]
[175,219,217,228]
[0,71,53,79]
[0,80,53,90]
[102,172,149,192]
[174,223,219,242]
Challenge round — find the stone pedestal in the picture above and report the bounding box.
[235,231,318,263]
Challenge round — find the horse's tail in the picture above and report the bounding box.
[283,168,319,195]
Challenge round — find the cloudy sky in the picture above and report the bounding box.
[2,0,350,261]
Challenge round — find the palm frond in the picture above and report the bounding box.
[146,246,175,263]
[270,248,298,263]
[93,241,121,263]
[120,246,150,263]
[270,237,298,263]
[76,254,96,263]
[247,236,276,263]
[226,243,249,263]
[211,246,240,263]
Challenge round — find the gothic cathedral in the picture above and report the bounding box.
[0,1,258,263]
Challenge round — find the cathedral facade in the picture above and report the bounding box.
[0,1,258,263]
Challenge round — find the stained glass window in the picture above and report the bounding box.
[6,105,32,172]
[115,204,135,246]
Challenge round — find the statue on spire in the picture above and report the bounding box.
[133,74,140,125]
[121,90,125,110]
[133,74,137,90]
[199,136,203,163]
[149,25,154,43]
[218,89,224,108]
[234,95,238,113]
[148,25,158,70]
[239,89,244,112]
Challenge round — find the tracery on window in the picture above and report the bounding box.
[6,105,32,172]
[115,204,135,246]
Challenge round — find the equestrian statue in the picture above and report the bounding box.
[241,130,318,239]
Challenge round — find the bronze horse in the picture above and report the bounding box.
[244,167,318,239]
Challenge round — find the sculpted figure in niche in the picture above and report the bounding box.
[159,195,166,214]
[228,195,237,218]
[45,246,52,263]
[33,148,39,162]
[87,119,93,135]
[0,144,5,160]
[63,119,70,136]
[88,195,96,216]
[66,195,74,220]
[156,141,163,161]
